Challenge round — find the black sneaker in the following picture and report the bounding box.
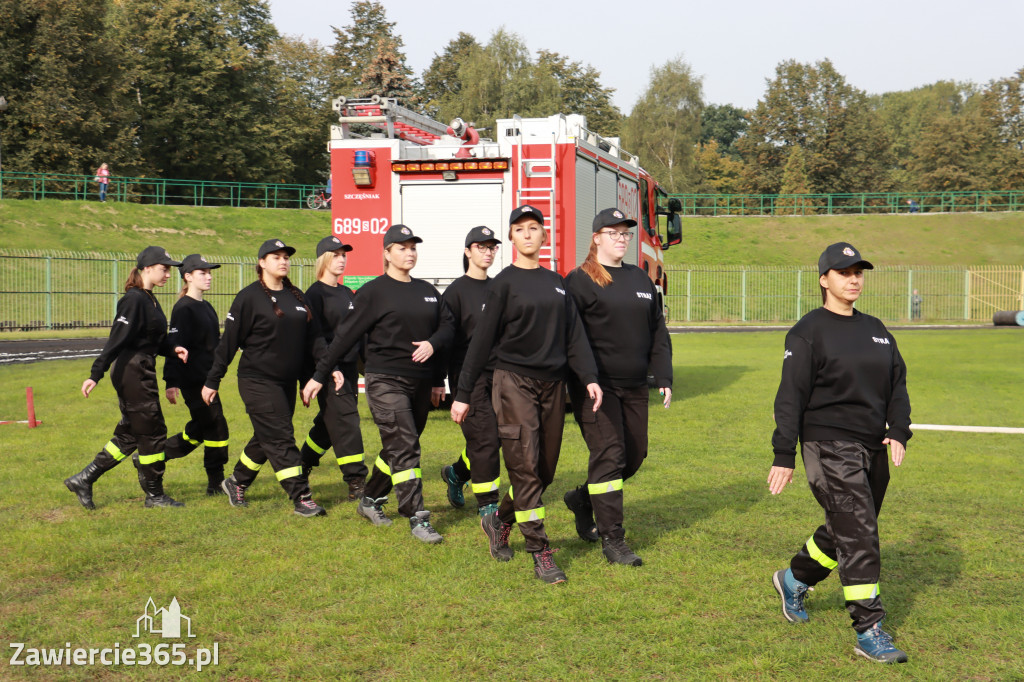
[144,494,185,508]
[563,486,599,542]
[294,496,327,517]
[532,545,567,584]
[480,507,515,562]
[221,475,248,508]
[409,510,443,544]
[206,484,226,497]
[601,536,642,566]
[357,496,392,526]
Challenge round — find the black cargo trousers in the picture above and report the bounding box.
[492,368,566,553]
[300,368,369,484]
[789,440,890,632]
[362,373,432,517]
[458,372,502,509]
[164,385,230,474]
[229,377,313,502]
[568,380,649,540]
[93,352,170,486]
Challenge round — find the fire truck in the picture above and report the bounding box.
[328,96,682,308]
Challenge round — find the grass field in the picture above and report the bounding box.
[1,330,1022,680]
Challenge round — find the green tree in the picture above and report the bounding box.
[776,145,815,213]
[420,32,481,119]
[696,140,744,194]
[700,104,748,159]
[330,1,414,102]
[356,36,417,101]
[536,50,621,136]
[980,67,1024,188]
[909,110,992,191]
[621,57,704,193]
[738,59,893,194]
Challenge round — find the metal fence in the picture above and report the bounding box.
[663,265,1024,324]
[0,171,322,209]
[669,190,1024,217]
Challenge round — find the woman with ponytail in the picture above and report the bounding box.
[561,208,673,567]
[162,255,230,496]
[65,246,189,510]
[202,239,328,517]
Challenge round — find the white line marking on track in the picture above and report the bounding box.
[912,423,1024,434]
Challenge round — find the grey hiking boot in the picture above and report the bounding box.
[409,510,443,544]
[601,536,642,566]
[357,496,392,526]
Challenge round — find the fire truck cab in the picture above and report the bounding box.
[329,96,681,308]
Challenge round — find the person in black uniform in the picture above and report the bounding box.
[299,235,369,502]
[768,242,911,664]
[438,227,504,523]
[451,205,602,584]
[64,246,189,509]
[162,254,230,496]
[562,208,673,567]
[302,224,452,544]
[202,238,327,518]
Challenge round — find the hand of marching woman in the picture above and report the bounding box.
[883,438,906,467]
[301,379,322,407]
[660,387,672,409]
[175,346,188,363]
[81,379,97,398]
[332,371,344,392]
[411,340,434,363]
[430,386,445,408]
[767,466,794,495]
[450,400,469,424]
[201,386,217,405]
[586,383,603,411]
[165,387,180,404]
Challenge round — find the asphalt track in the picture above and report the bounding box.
[0,325,1000,366]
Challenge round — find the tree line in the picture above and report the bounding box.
[1,0,1021,194]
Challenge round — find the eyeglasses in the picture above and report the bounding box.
[600,230,635,242]
[473,244,500,253]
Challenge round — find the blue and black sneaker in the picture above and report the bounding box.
[441,465,467,508]
[772,568,809,623]
[854,623,908,663]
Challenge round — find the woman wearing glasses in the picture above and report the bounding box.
[562,208,673,567]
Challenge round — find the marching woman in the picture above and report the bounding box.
[768,242,911,664]
[65,246,188,509]
[203,238,327,518]
[451,205,602,584]
[302,224,452,544]
[299,235,369,501]
[562,208,673,567]
[162,254,230,496]
[438,226,503,517]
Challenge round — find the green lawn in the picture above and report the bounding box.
[1,330,1022,680]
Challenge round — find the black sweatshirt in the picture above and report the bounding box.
[89,288,175,383]
[771,307,912,469]
[205,281,324,390]
[441,274,494,388]
[164,296,220,389]
[566,264,673,389]
[455,265,598,403]
[304,280,359,377]
[313,274,452,385]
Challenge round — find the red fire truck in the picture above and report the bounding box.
[329,96,682,308]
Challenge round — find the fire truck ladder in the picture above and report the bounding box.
[332,95,449,146]
[513,114,560,270]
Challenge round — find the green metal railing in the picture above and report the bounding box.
[668,190,1024,216]
[0,170,323,209]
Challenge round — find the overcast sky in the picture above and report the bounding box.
[267,0,1023,113]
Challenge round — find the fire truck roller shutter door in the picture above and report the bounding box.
[400,183,506,280]
[575,156,598,266]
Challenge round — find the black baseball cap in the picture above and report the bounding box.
[137,246,181,269]
[465,226,501,247]
[509,205,544,225]
[383,224,423,247]
[258,238,296,259]
[316,235,354,257]
[818,242,874,276]
[179,254,221,274]
[592,207,638,232]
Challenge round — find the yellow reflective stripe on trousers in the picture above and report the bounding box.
[137,452,165,465]
[508,486,514,500]
[204,438,229,447]
[336,453,364,466]
[843,583,880,601]
[239,451,263,471]
[471,477,500,494]
[460,448,470,469]
[515,507,546,523]
[182,430,202,446]
[104,441,128,461]
[276,466,302,481]
[374,457,391,476]
[588,479,624,496]
[806,536,839,570]
[391,468,422,485]
[304,435,327,455]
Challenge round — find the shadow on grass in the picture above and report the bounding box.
[668,365,750,402]
[882,522,963,629]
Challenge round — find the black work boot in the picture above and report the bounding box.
[64,461,105,510]
[139,463,185,508]
[346,476,366,502]
[601,535,642,566]
[563,485,599,542]
[205,468,225,496]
